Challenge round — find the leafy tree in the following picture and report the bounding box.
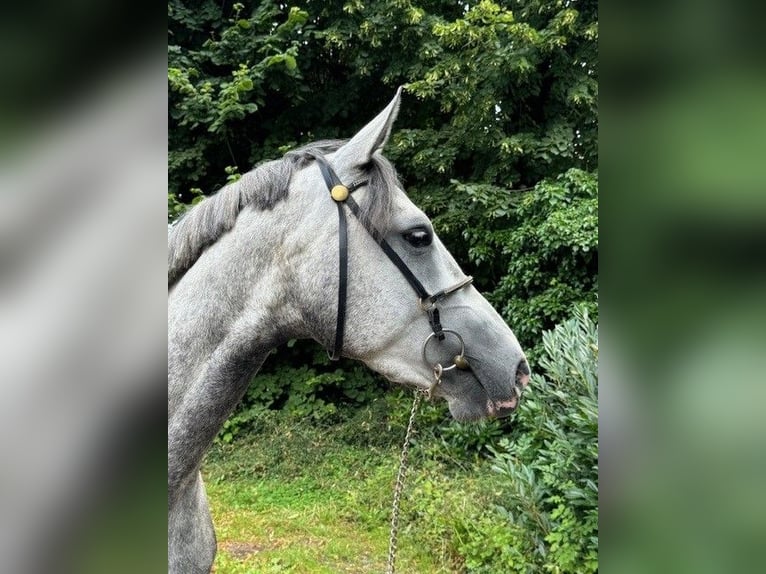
[489,168,597,356]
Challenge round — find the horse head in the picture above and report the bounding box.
[282,89,529,421]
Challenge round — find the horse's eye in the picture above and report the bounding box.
[402,228,432,248]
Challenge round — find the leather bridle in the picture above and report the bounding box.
[311,153,474,395]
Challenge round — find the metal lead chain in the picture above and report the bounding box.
[386,391,423,574]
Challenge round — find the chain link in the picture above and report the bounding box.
[386,390,423,574]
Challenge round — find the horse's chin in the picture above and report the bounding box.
[441,382,493,421]
[445,395,519,422]
[445,398,489,422]
[440,368,522,422]
[370,361,520,422]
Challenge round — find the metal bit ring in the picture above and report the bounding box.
[421,329,466,372]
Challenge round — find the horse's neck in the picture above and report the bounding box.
[168,208,301,414]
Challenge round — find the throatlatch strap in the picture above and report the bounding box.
[315,154,367,360]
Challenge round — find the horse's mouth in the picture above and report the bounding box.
[447,359,530,421]
[486,394,520,418]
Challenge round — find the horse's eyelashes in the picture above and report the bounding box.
[402,228,433,248]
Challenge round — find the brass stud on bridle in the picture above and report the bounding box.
[331,184,349,202]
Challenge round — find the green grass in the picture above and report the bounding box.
[201,405,495,573]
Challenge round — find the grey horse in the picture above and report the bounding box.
[168,89,529,573]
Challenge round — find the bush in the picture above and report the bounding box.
[215,340,389,443]
[489,169,598,360]
[458,307,598,572]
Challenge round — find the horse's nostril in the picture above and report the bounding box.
[516,360,530,387]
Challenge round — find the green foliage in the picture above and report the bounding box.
[438,419,506,458]
[168,0,310,203]
[216,341,388,443]
[490,168,598,359]
[168,186,202,223]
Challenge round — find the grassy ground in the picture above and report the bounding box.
[201,404,487,573]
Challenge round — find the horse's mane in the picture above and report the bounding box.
[168,140,400,288]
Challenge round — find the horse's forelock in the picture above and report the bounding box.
[290,139,400,236]
[361,152,398,236]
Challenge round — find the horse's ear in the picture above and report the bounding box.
[335,86,402,166]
